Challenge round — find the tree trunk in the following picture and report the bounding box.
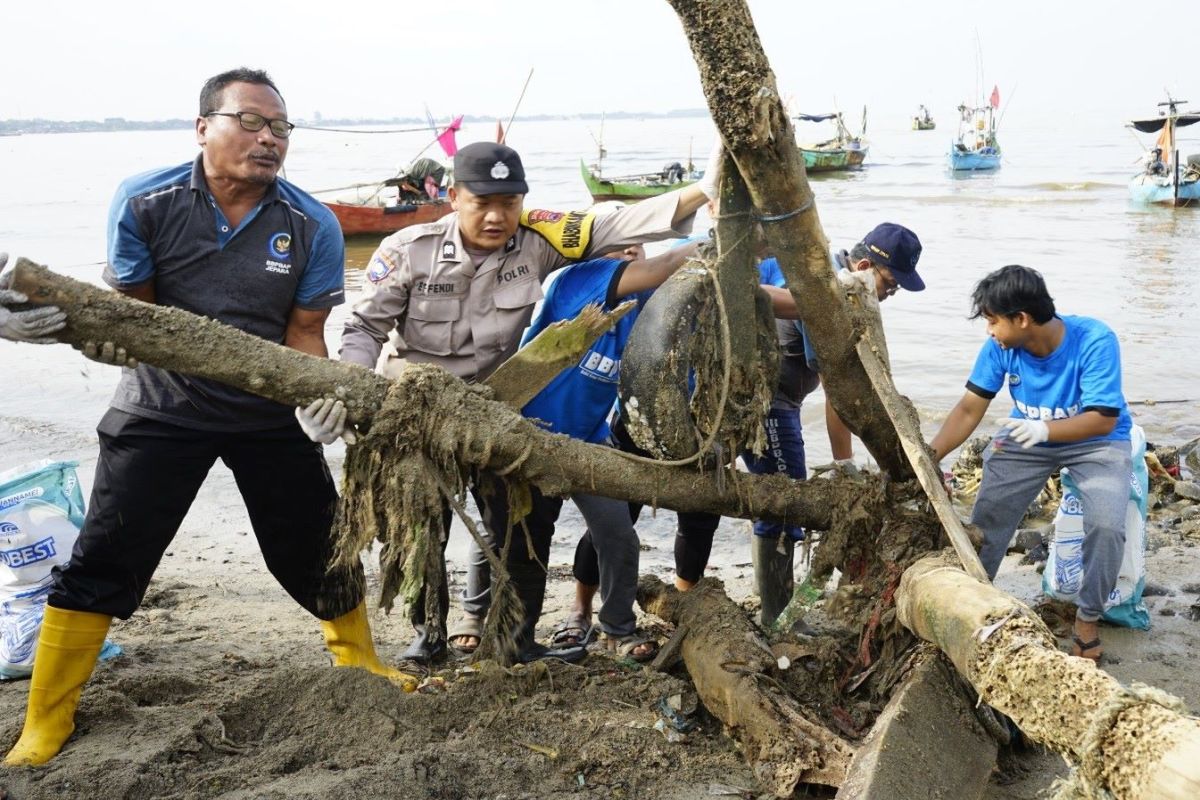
[9,259,858,529]
[638,575,854,796]
[897,554,1200,800]
[666,0,911,479]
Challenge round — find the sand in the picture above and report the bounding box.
[1,441,1199,800]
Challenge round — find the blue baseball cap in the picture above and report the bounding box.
[861,223,924,292]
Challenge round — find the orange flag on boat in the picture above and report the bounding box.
[436,115,463,158]
[496,120,505,143]
[989,85,1001,109]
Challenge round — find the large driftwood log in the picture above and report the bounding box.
[10,259,852,528]
[668,0,911,479]
[897,555,1200,800]
[638,576,854,796]
[842,275,987,580]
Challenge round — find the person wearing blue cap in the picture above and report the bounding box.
[558,221,926,632]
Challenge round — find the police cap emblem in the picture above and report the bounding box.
[490,161,510,180]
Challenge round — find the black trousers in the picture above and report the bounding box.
[475,475,563,649]
[415,475,563,651]
[49,409,362,621]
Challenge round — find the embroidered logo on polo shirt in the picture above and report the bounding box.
[264,233,293,275]
[268,233,292,260]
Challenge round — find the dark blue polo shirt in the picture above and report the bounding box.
[103,154,345,431]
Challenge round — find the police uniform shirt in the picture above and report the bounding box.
[104,155,346,431]
[340,190,694,383]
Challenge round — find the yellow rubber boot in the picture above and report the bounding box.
[320,603,418,692]
[4,606,112,766]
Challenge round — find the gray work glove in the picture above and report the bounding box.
[295,398,358,445]
[78,340,138,369]
[0,253,67,344]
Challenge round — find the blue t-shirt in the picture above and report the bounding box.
[520,258,650,444]
[104,155,345,431]
[966,315,1132,444]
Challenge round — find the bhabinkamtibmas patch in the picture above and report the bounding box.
[520,209,595,259]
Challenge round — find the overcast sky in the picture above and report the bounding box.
[5,1,1193,125]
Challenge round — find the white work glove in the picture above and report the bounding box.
[0,253,67,344]
[697,136,725,200]
[1001,418,1049,448]
[296,398,358,445]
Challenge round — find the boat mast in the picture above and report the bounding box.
[1160,96,1183,204]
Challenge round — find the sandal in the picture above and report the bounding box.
[550,615,596,649]
[448,614,483,656]
[1071,617,1103,664]
[603,631,660,664]
[1071,635,1103,664]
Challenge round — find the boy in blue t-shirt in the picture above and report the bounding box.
[929,264,1132,663]
[456,242,700,661]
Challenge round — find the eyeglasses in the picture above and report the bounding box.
[873,265,899,296]
[205,111,294,139]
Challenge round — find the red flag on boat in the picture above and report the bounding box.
[496,120,505,143]
[436,115,463,158]
[989,85,1001,109]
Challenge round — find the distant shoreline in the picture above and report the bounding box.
[0,109,710,136]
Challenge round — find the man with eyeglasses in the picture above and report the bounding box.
[742,221,924,624]
[0,67,416,768]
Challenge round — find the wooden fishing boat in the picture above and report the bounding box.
[795,111,868,173]
[315,158,453,236]
[1128,96,1200,207]
[321,195,452,236]
[579,158,700,202]
[948,95,1001,171]
[912,105,936,131]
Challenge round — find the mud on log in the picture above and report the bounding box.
[897,555,1200,800]
[638,575,854,796]
[10,259,857,528]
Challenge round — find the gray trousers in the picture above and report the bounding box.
[463,491,641,637]
[972,434,1131,622]
[571,492,641,637]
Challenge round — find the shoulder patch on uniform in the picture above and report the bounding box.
[520,209,594,259]
[367,253,397,284]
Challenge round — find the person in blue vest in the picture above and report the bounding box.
[520,241,705,659]
[569,223,925,632]
[929,264,1132,663]
[0,68,414,767]
[447,241,700,660]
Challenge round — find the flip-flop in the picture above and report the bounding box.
[550,615,596,648]
[517,642,587,665]
[1071,635,1103,664]
[603,632,660,664]
[448,615,483,656]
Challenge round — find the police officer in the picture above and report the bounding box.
[0,68,415,767]
[318,140,714,663]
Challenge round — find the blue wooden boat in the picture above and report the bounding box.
[948,101,1001,171]
[1128,97,1200,207]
